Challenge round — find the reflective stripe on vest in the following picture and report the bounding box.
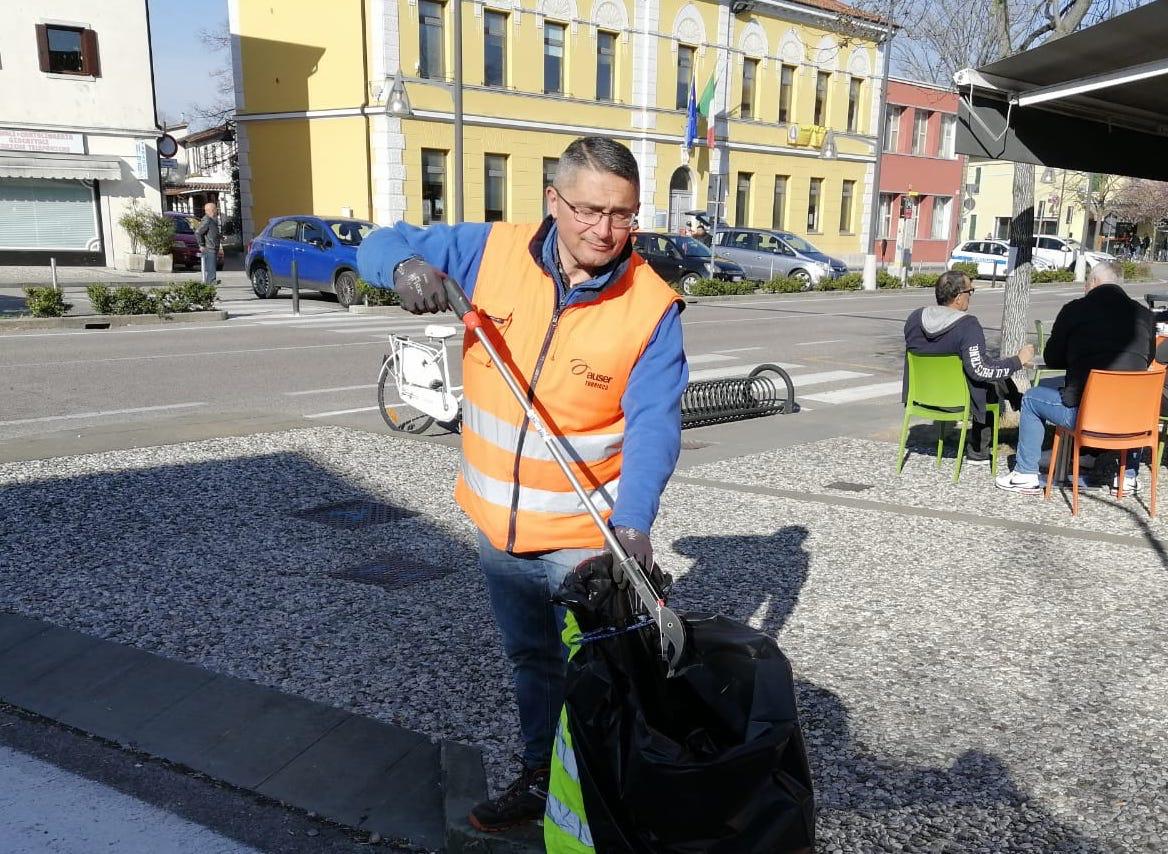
[554,720,579,782]
[546,792,595,851]
[462,400,624,465]
[461,457,619,515]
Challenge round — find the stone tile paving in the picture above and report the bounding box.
[2,428,1166,852]
[686,435,1168,541]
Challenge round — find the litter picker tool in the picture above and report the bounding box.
[442,278,687,674]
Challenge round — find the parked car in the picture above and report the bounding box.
[631,232,746,294]
[1063,238,1115,270]
[245,216,376,306]
[712,227,848,288]
[165,211,222,272]
[949,239,1055,278]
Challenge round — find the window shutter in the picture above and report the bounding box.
[35,24,50,72]
[82,28,100,77]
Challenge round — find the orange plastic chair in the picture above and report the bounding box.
[1044,366,1166,515]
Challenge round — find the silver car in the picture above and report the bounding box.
[713,227,848,288]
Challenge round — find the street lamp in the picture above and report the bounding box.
[383,69,412,118]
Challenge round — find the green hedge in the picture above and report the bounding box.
[819,272,863,290]
[950,261,979,277]
[1032,269,1075,283]
[1121,260,1152,282]
[689,278,757,296]
[23,287,72,317]
[761,275,805,293]
[876,270,902,289]
[86,282,217,316]
[357,279,401,306]
[907,272,937,288]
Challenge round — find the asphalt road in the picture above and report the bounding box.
[1,277,1164,463]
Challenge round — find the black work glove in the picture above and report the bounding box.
[611,526,653,589]
[393,257,449,314]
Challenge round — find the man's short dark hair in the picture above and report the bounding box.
[935,270,968,305]
[557,137,640,191]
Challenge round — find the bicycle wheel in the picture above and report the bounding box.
[377,354,436,434]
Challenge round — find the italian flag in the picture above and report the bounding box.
[698,69,718,148]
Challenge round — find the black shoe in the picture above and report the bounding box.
[965,448,992,466]
[468,764,549,832]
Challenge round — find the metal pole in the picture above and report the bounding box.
[453,0,464,223]
[863,15,895,291]
[707,174,721,278]
[50,257,59,292]
[291,259,301,316]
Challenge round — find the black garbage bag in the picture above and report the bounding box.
[552,554,815,853]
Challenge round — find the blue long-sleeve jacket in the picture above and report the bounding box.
[357,219,688,534]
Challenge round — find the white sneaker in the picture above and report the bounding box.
[996,471,1042,495]
[1111,474,1139,494]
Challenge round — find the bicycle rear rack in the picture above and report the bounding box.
[680,364,796,428]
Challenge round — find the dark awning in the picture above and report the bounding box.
[954,0,1168,180]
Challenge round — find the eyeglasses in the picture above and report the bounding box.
[959,288,976,295]
[553,188,637,229]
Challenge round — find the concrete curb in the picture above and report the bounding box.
[441,742,544,853]
[0,611,451,850]
[0,310,228,333]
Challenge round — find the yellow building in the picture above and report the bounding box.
[959,159,1095,247]
[228,0,887,261]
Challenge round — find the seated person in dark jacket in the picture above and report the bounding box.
[997,259,1156,495]
[904,270,1034,464]
[1159,338,1168,415]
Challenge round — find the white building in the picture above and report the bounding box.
[163,123,238,228]
[0,1,161,266]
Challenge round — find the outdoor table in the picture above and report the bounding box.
[1144,293,1168,310]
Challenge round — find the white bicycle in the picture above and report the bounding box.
[376,324,463,434]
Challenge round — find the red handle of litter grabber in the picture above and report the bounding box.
[443,277,482,332]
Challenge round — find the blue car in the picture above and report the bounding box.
[245,216,377,307]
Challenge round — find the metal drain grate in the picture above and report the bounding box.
[824,481,874,493]
[331,559,456,591]
[294,499,419,529]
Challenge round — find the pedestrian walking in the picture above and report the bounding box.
[357,136,688,833]
[195,201,221,285]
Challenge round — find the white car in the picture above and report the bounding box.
[1064,238,1115,270]
[949,239,1055,278]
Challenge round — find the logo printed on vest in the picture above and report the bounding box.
[570,358,612,391]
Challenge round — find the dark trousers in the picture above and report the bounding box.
[969,379,1022,453]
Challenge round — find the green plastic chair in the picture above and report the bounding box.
[898,352,1001,482]
[1032,319,1064,386]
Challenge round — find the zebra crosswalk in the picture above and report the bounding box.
[236,307,900,409]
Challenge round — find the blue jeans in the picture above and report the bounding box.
[477,531,603,769]
[200,249,217,285]
[1016,382,1140,476]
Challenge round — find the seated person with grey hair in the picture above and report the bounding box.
[903,269,1034,464]
[997,259,1156,495]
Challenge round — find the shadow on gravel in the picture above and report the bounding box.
[669,528,1105,852]
[0,448,478,679]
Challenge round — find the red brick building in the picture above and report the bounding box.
[876,78,966,266]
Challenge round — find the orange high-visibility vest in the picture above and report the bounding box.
[455,222,683,553]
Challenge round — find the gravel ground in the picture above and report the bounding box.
[686,434,1168,541]
[2,428,1166,852]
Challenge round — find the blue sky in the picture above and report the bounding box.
[148,0,230,127]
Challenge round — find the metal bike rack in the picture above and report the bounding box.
[680,364,796,428]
